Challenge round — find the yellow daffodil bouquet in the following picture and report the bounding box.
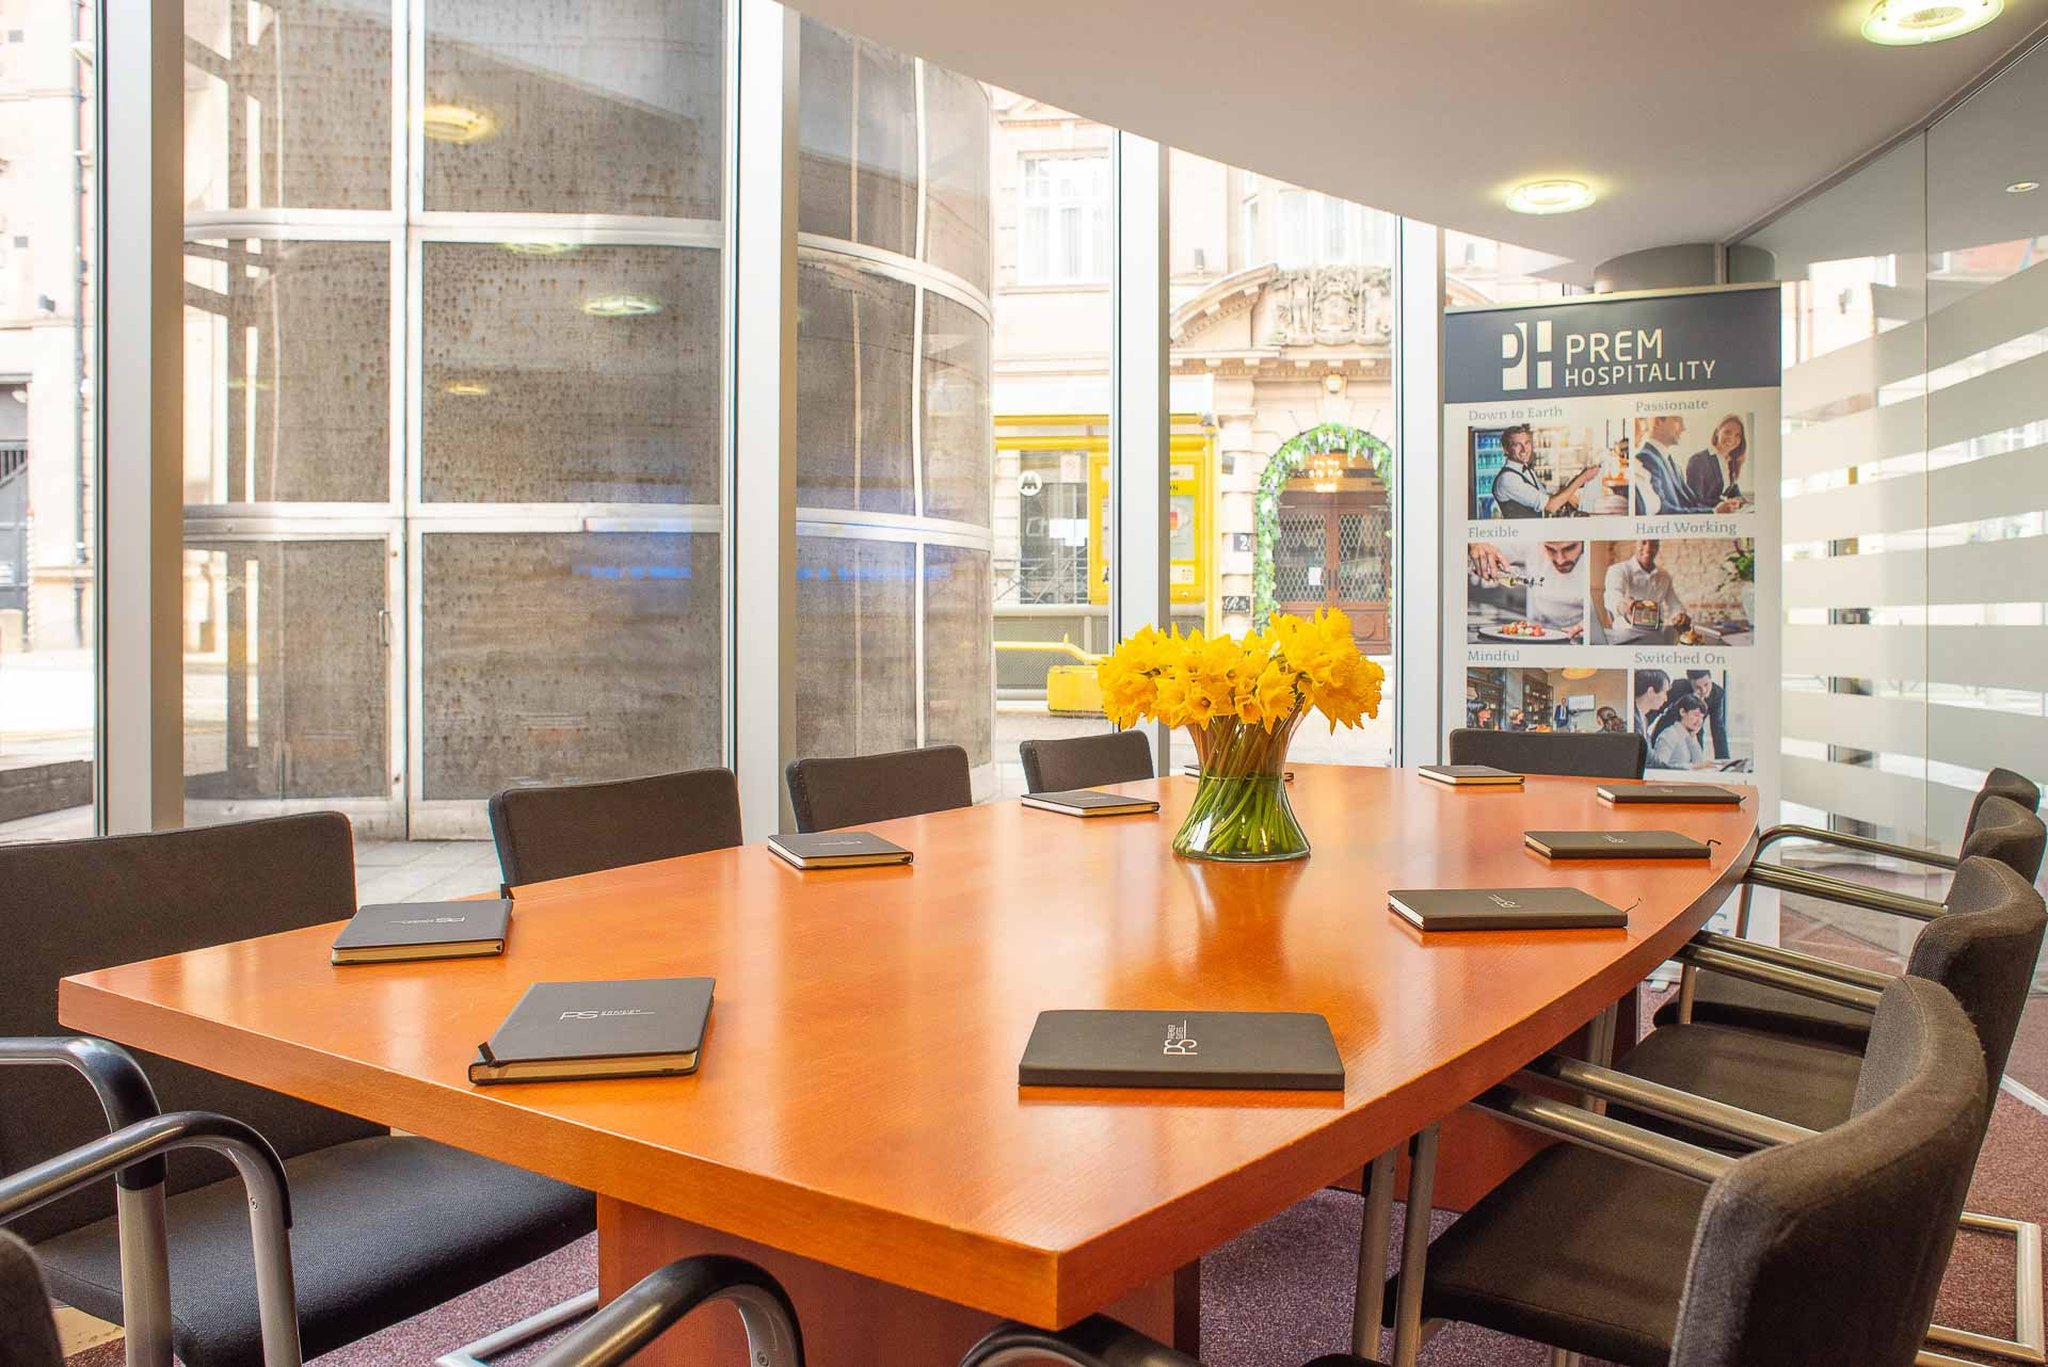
[1097,608,1384,861]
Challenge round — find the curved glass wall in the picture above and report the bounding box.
[180,0,732,838]
[794,19,994,787]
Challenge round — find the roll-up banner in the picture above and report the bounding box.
[1443,284,1780,927]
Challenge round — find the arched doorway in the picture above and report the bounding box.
[1254,423,1393,651]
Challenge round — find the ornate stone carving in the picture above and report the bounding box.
[1265,266,1393,348]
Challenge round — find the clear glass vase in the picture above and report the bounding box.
[1173,726,1309,862]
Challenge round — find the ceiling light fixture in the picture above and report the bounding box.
[502,240,578,257]
[1322,371,1347,396]
[442,381,491,397]
[1505,179,1595,216]
[421,103,496,144]
[2006,180,2041,194]
[582,294,663,319]
[1861,0,2002,45]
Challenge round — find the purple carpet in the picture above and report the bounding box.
[62,1084,2043,1367]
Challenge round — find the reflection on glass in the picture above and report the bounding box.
[923,67,992,292]
[422,0,722,217]
[924,545,992,764]
[183,540,390,804]
[420,532,720,799]
[421,242,721,504]
[796,260,915,514]
[184,0,393,211]
[921,294,991,526]
[797,19,917,257]
[794,537,916,759]
[183,239,390,504]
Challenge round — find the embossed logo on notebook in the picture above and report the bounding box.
[1162,1019,1198,1056]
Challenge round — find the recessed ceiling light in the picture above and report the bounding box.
[582,294,663,319]
[1506,179,1596,215]
[2007,180,2041,194]
[442,381,490,397]
[501,240,578,257]
[1862,0,2002,45]
[421,103,496,144]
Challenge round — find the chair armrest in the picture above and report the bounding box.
[0,1036,164,1188]
[1745,863,1944,922]
[1477,1086,1734,1184]
[961,1315,1204,1367]
[1756,823,1959,871]
[1678,942,1885,1013]
[1525,1056,1817,1150]
[0,1110,302,1367]
[529,1256,802,1367]
[1689,930,1897,993]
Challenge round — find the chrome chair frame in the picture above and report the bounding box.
[526,1254,803,1367]
[1664,934,2046,1367]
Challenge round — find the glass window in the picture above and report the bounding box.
[924,544,992,763]
[924,66,992,294]
[420,242,721,505]
[793,537,917,759]
[0,0,96,843]
[420,531,721,799]
[797,19,917,257]
[183,239,390,504]
[422,0,722,218]
[796,260,916,515]
[921,293,991,526]
[1018,155,1111,284]
[185,0,393,212]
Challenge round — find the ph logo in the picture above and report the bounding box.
[1501,320,1554,392]
[1162,1020,1198,1056]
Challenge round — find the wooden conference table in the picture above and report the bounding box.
[60,766,1756,1366]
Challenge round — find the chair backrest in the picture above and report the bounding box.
[1965,767,2041,842]
[1018,732,1154,795]
[785,746,973,832]
[0,814,381,1243]
[0,1233,62,1367]
[1671,977,1985,1367]
[1444,728,1647,779]
[1911,854,2048,1098]
[489,767,744,889]
[1957,794,2047,883]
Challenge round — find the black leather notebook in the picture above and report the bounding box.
[469,977,713,1085]
[1018,1009,1343,1091]
[1020,789,1161,818]
[331,899,510,965]
[1388,886,1627,931]
[1597,783,1744,805]
[767,831,913,870]
[1419,764,1524,787]
[1525,829,1712,859]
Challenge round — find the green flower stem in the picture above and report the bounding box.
[1174,713,1310,861]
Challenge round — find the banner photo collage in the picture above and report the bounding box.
[1442,284,1781,800]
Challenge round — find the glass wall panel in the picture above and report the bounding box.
[1166,148,1400,770]
[421,242,721,504]
[793,536,917,759]
[183,539,392,819]
[797,21,917,257]
[924,67,993,294]
[184,0,392,212]
[922,294,991,526]
[420,531,720,799]
[183,239,390,504]
[422,0,722,218]
[925,544,993,763]
[0,0,97,842]
[984,91,1118,796]
[796,260,916,515]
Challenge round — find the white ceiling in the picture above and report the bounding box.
[786,0,2047,279]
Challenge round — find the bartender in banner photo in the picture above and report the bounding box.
[1492,424,1598,518]
[1603,539,1691,644]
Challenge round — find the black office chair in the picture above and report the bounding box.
[489,766,745,890]
[0,815,595,1367]
[1444,727,1646,779]
[1018,731,1154,794]
[1664,794,2047,1043]
[968,979,1984,1367]
[0,1105,803,1367]
[785,745,973,832]
[1373,975,1984,1367]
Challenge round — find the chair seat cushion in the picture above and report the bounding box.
[1651,972,1877,1051]
[1616,1021,1862,1138]
[34,1135,595,1367]
[1392,1144,1703,1367]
